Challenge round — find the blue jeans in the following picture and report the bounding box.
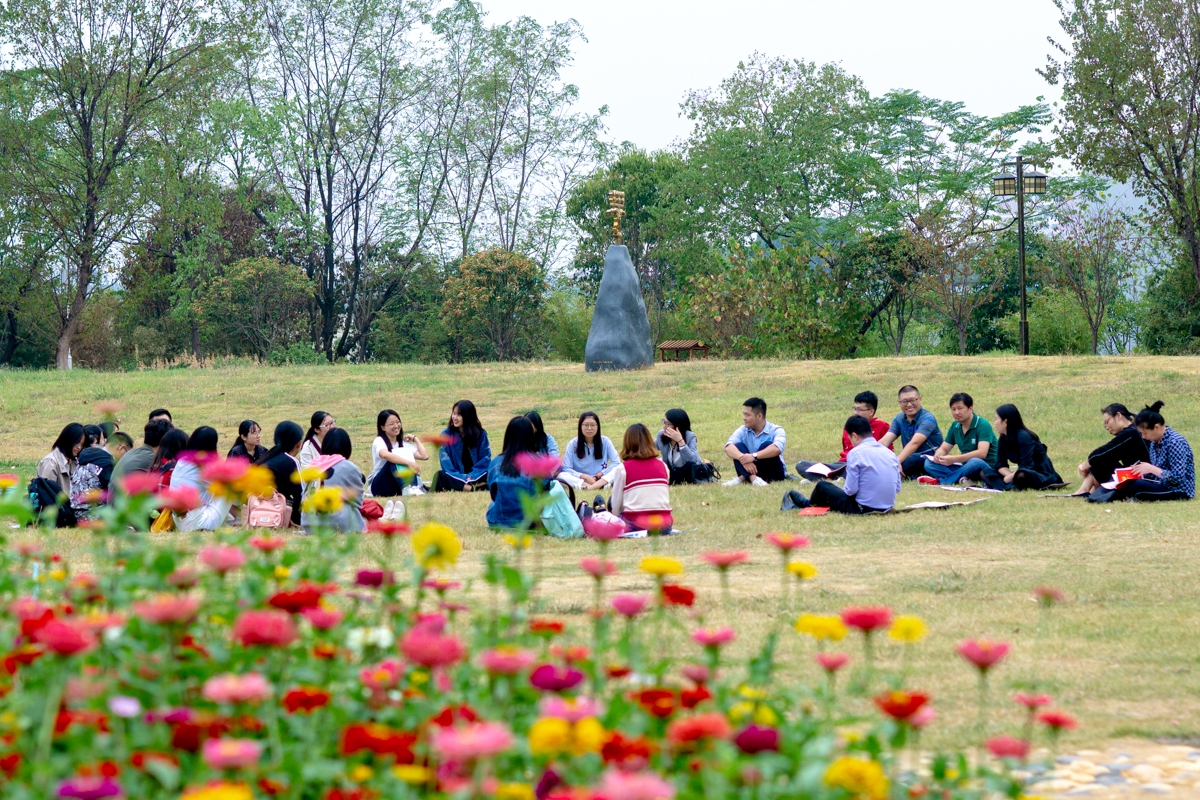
[923,458,991,485]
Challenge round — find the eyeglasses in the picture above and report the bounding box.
[321,419,337,428]
[898,397,921,406]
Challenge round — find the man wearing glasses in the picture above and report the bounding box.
[878,385,943,479]
[796,391,893,481]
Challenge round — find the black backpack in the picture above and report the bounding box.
[27,477,76,528]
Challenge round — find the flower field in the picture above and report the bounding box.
[0,455,1076,800]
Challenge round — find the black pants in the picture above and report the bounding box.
[370,466,413,498]
[434,471,486,492]
[786,481,886,515]
[795,461,846,481]
[980,466,1061,491]
[732,443,786,483]
[1087,478,1190,503]
[667,462,715,485]
[900,452,928,478]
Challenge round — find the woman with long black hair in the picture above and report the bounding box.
[435,400,491,492]
[34,423,86,526]
[367,409,429,517]
[981,404,1061,491]
[298,411,334,478]
[1088,401,1194,503]
[525,410,559,457]
[655,408,707,484]
[559,411,620,492]
[256,421,305,526]
[1071,403,1149,496]
[486,416,541,528]
[228,420,267,462]
[301,427,366,532]
[170,426,234,531]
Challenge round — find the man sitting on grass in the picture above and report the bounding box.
[723,397,787,486]
[784,415,900,514]
[919,392,998,485]
[878,385,943,479]
[796,390,892,481]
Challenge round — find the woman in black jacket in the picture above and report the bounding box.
[982,404,1061,491]
[1071,403,1149,496]
[256,421,305,526]
[228,420,268,462]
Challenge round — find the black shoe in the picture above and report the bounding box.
[578,502,594,521]
[781,490,811,511]
[593,494,607,513]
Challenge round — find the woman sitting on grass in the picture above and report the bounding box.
[486,416,541,528]
[526,410,559,458]
[367,409,429,518]
[301,427,365,532]
[35,423,85,527]
[153,428,189,492]
[435,400,491,492]
[170,426,234,531]
[609,423,673,534]
[227,420,267,462]
[1072,403,1149,497]
[299,411,334,486]
[981,404,1061,491]
[559,411,621,498]
[655,408,709,485]
[1088,401,1194,503]
[256,421,305,527]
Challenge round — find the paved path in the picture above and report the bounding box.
[1022,742,1200,797]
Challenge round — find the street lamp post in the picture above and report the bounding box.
[992,156,1047,356]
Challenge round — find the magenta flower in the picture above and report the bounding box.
[513,452,562,479]
[691,627,736,648]
[529,663,585,693]
[580,557,617,578]
[611,594,650,617]
[956,639,1011,673]
[201,672,272,705]
[597,769,676,800]
[430,721,514,761]
[355,569,394,588]
[301,606,344,630]
[57,777,123,799]
[201,737,262,770]
[400,624,465,668]
[198,544,247,574]
[908,705,937,729]
[583,515,627,541]
[734,724,780,754]
[480,647,537,675]
[840,606,893,633]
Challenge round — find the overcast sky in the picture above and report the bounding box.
[480,0,1067,151]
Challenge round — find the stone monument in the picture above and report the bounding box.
[584,190,654,372]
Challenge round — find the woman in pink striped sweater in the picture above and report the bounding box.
[609,424,674,534]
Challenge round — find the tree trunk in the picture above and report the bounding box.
[191,323,202,360]
[958,326,967,357]
[56,315,82,369]
[1,309,19,365]
[1091,324,1100,355]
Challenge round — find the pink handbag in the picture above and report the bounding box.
[246,491,289,528]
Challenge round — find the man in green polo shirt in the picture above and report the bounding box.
[919,392,998,486]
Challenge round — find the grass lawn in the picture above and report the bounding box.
[2,355,1200,750]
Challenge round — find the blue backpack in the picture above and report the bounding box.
[539,481,583,538]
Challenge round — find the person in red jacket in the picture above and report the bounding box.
[796,391,893,481]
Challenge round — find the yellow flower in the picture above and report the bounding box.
[824,756,889,800]
[412,523,462,570]
[0,475,18,490]
[729,701,778,725]
[888,615,928,644]
[348,764,374,783]
[495,783,536,800]
[297,466,326,484]
[393,765,432,784]
[210,465,277,500]
[503,534,532,550]
[180,782,254,800]
[795,613,847,641]
[528,717,572,756]
[639,556,683,577]
[302,487,345,515]
[786,561,817,580]
[48,569,66,582]
[737,685,768,701]
[572,717,608,754]
[274,565,291,581]
[409,670,429,685]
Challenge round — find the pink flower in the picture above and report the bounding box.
[597,769,676,800]
[700,551,749,569]
[132,595,200,625]
[908,705,937,729]
[691,627,735,648]
[119,472,161,496]
[840,606,893,633]
[540,695,602,722]
[10,596,50,620]
[611,594,650,617]
[202,673,272,705]
[155,486,200,513]
[681,664,710,685]
[430,721,513,761]
[356,569,394,588]
[513,452,562,479]
[1014,692,1052,710]
[1033,585,1067,606]
[201,737,262,770]
[583,515,626,541]
[815,652,850,673]
[529,663,584,692]
[300,606,343,630]
[765,533,809,553]
[480,647,536,675]
[56,776,123,799]
[248,536,287,552]
[956,639,1011,673]
[198,545,247,574]
[580,557,617,578]
[360,659,404,691]
[232,610,297,647]
[166,568,199,588]
[400,624,465,668]
[201,456,250,484]
[33,619,96,656]
[986,735,1030,759]
[1037,709,1078,731]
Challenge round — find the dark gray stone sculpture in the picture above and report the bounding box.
[585,244,654,372]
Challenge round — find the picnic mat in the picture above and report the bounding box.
[792,499,989,516]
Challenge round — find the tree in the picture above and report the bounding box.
[199,257,314,359]
[0,0,225,368]
[1041,203,1141,353]
[441,249,546,361]
[1044,0,1200,289]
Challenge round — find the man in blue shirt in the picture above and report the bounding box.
[784,415,901,513]
[878,385,943,479]
[723,397,787,486]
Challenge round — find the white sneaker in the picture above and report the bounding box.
[798,478,813,487]
[750,476,769,487]
[382,500,395,519]
[390,499,406,520]
[402,485,424,497]
[723,476,744,487]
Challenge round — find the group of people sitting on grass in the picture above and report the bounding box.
[32,386,1194,534]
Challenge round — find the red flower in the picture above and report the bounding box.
[2,644,44,674]
[734,724,780,754]
[0,752,18,778]
[956,639,1011,673]
[874,690,930,721]
[632,688,677,718]
[33,619,96,656]
[267,582,331,613]
[367,519,411,537]
[530,664,585,692]
[248,536,287,552]
[168,713,230,752]
[339,723,417,762]
[666,712,732,746]
[601,732,655,767]
[129,751,177,771]
[1037,709,1078,731]
[282,686,331,714]
[605,664,632,679]
[428,704,479,728]
[423,433,458,448]
[258,777,288,796]
[326,789,379,800]
[680,685,712,709]
[986,735,1030,759]
[529,619,565,636]
[1033,585,1066,606]
[55,709,110,736]
[1014,692,1052,710]
[549,645,590,664]
[232,610,297,648]
[313,642,338,660]
[661,584,695,607]
[840,606,893,633]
